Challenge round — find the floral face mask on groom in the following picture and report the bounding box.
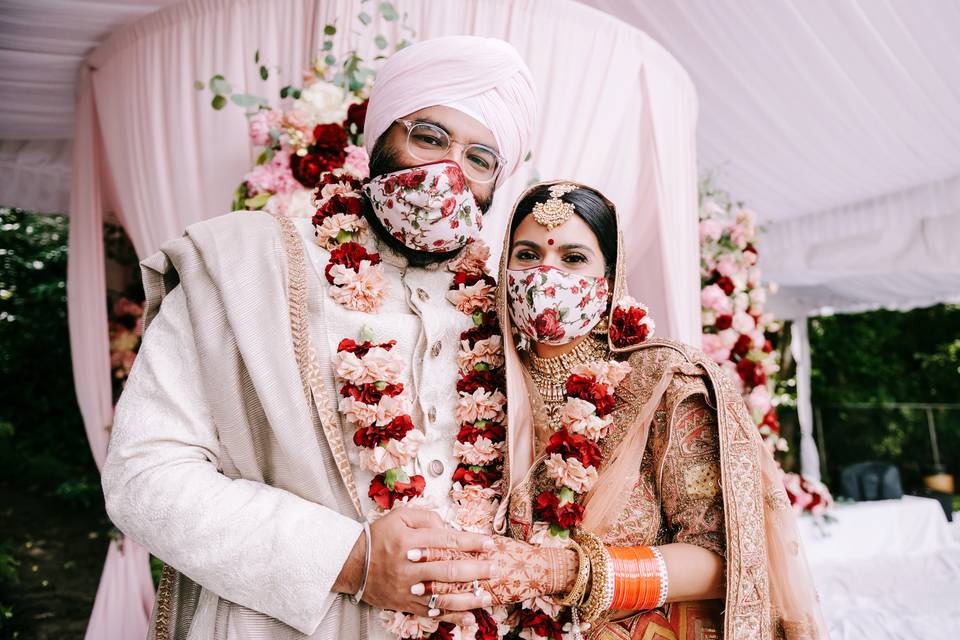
[506,265,610,346]
[363,160,483,253]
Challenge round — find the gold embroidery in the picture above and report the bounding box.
[684,462,720,499]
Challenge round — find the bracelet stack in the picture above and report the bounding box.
[570,533,670,623]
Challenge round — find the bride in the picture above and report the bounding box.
[484,180,827,639]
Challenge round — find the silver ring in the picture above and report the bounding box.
[472,579,482,598]
[427,594,439,609]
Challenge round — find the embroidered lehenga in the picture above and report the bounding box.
[495,182,828,640]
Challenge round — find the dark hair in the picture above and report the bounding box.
[510,184,618,278]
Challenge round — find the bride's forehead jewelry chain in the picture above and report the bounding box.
[532,183,579,230]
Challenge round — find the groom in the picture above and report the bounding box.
[102,36,553,639]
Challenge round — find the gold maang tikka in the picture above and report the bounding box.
[532,183,579,230]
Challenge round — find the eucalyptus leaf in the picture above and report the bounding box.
[279,85,293,98]
[322,40,333,51]
[374,34,388,50]
[324,54,336,66]
[210,76,232,96]
[254,49,260,64]
[259,65,268,81]
[244,191,272,210]
[231,183,249,211]
[358,11,372,25]
[379,1,398,21]
[193,80,204,91]
[211,95,227,110]
[230,94,257,107]
[524,150,533,162]
[324,24,337,35]
[255,149,270,165]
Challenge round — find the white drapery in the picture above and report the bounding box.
[578,0,960,316]
[67,1,700,635]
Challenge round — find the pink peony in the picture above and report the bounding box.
[747,385,772,415]
[374,393,411,426]
[343,145,370,179]
[715,254,740,278]
[569,360,632,389]
[314,212,368,248]
[452,494,499,533]
[701,284,732,314]
[359,430,424,473]
[335,343,403,385]
[699,218,725,243]
[701,333,731,364]
[338,396,379,426]
[247,108,282,146]
[732,310,756,334]
[560,397,611,440]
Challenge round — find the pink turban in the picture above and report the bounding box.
[364,36,538,186]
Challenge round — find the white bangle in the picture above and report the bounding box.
[651,546,669,608]
[350,521,372,605]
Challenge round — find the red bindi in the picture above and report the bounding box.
[547,238,555,245]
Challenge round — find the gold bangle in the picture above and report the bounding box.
[557,540,590,607]
[574,532,613,623]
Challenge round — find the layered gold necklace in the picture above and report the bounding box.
[526,334,610,440]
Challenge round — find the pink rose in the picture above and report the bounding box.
[247,109,282,146]
[701,284,732,314]
[343,144,369,179]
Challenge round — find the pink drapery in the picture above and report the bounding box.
[68,1,699,635]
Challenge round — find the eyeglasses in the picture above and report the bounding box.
[395,119,505,184]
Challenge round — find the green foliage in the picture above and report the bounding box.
[809,305,960,488]
[0,209,95,491]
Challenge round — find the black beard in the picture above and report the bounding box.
[363,138,493,267]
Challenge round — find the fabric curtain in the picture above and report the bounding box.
[68,0,700,634]
[790,316,821,481]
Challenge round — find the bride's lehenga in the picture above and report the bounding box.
[496,181,828,640]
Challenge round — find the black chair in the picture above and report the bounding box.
[839,461,903,501]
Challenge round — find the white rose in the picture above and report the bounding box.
[296,81,352,126]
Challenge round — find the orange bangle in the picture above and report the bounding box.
[609,546,661,611]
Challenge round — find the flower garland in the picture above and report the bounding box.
[698,177,785,452]
[515,359,632,640]
[312,176,507,640]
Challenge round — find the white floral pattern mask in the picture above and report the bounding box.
[363,160,482,253]
[506,265,610,346]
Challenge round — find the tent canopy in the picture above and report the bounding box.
[2,0,960,314]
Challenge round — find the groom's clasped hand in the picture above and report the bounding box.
[348,507,574,627]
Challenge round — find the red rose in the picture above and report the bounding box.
[397,169,427,190]
[452,272,496,288]
[456,421,506,444]
[472,608,499,640]
[525,273,535,285]
[452,463,502,488]
[715,276,735,296]
[762,339,774,353]
[340,382,404,404]
[515,609,564,640]
[544,286,556,298]
[313,193,363,226]
[316,171,363,191]
[555,500,585,529]
[313,123,348,155]
[762,407,779,431]
[564,375,615,417]
[291,153,327,188]
[610,304,652,348]
[336,338,395,357]
[533,309,565,342]
[355,416,414,448]
[456,368,505,395]
[736,359,767,387]
[732,334,752,358]
[345,100,368,133]
[325,242,381,283]
[715,314,733,330]
[444,164,467,195]
[544,428,603,469]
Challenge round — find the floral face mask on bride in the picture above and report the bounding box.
[506,265,610,346]
[363,160,483,253]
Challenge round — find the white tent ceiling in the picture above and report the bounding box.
[1,0,958,314]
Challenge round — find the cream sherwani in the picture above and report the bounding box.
[102,212,473,638]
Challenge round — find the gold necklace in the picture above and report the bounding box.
[526,335,609,435]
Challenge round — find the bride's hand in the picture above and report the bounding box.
[411,535,578,606]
